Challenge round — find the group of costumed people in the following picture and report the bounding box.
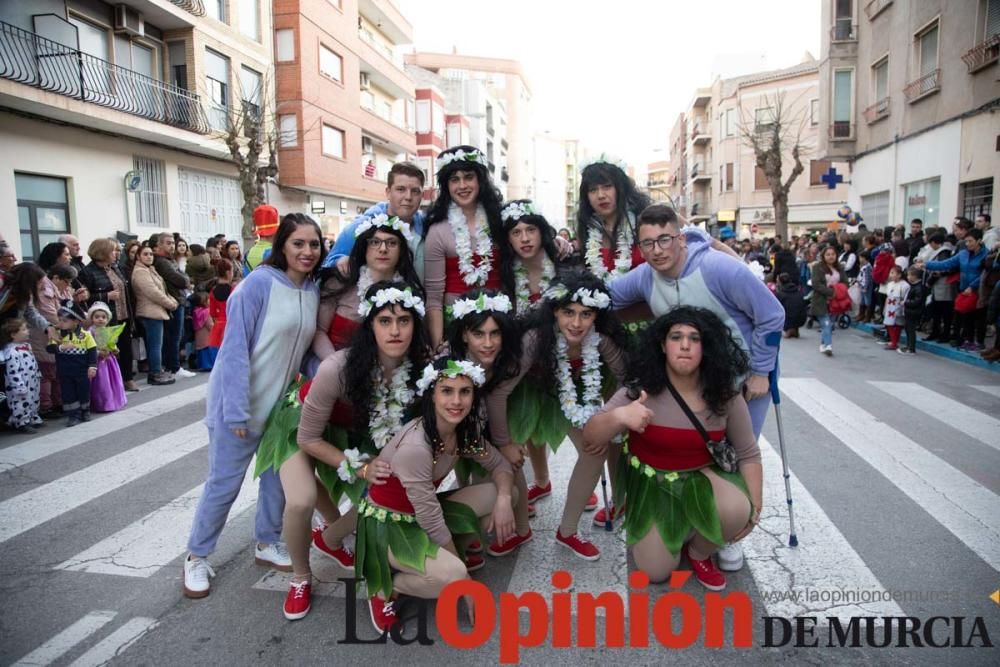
[179,145,782,633]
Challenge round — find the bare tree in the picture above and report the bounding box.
[739,92,807,240]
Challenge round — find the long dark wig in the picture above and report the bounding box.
[626,307,749,416]
[575,161,651,254]
[261,213,327,279]
[423,145,505,247]
[445,288,522,392]
[418,355,486,456]
[498,199,561,307]
[523,269,628,389]
[343,280,431,431]
[319,219,423,300]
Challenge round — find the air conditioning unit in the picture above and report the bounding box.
[359,72,371,90]
[114,4,144,37]
[361,137,374,153]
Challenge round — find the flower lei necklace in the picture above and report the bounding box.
[448,203,493,287]
[555,329,603,429]
[355,266,402,316]
[368,359,414,452]
[513,256,555,314]
[585,213,634,285]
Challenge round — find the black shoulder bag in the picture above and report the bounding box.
[662,380,739,473]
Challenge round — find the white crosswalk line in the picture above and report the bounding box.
[971,385,1000,400]
[56,461,258,578]
[782,378,1000,572]
[0,384,206,471]
[746,437,903,620]
[870,381,1000,452]
[0,422,208,544]
[65,617,157,667]
[11,610,117,667]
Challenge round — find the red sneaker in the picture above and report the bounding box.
[312,530,354,568]
[283,580,311,620]
[487,530,533,557]
[466,540,483,554]
[555,529,600,561]
[369,594,398,633]
[584,493,598,511]
[527,503,536,518]
[684,546,726,591]
[527,481,552,502]
[464,554,485,572]
[593,503,625,525]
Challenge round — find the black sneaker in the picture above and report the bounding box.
[80,411,90,422]
[66,415,81,428]
[15,425,38,434]
[148,373,176,386]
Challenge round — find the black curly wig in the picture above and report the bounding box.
[626,307,749,416]
[319,218,423,301]
[445,288,522,392]
[575,161,651,256]
[498,199,561,310]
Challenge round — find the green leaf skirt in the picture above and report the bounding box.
[613,439,751,557]
[355,495,483,600]
[506,379,570,452]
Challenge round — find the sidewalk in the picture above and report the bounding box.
[851,321,1000,373]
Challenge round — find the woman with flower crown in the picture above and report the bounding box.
[356,355,516,633]
[423,145,507,348]
[488,270,629,560]
[254,280,430,621]
[312,215,423,358]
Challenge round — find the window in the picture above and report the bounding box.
[754,107,775,133]
[810,99,819,125]
[204,48,230,131]
[725,109,736,136]
[832,68,854,138]
[361,89,375,111]
[872,56,889,101]
[722,163,734,191]
[322,124,345,158]
[278,114,298,147]
[904,178,941,227]
[168,42,187,90]
[239,0,260,41]
[810,160,832,186]
[432,104,445,135]
[320,45,343,82]
[416,100,430,133]
[240,66,262,136]
[961,178,993,220]
[133,157,167,227]
[69,15,111,95]
[917,22,938,76]
[861,191,889,230]
[833,0,854,40]
[205,0,225,22]
[406,99,415,131]
[276,29,295,62]
[988,0,1000,39]
[15,173,70,261]
[754,166,769,190]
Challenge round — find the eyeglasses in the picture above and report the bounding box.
[638,234,679,252]
[367,238,400,250]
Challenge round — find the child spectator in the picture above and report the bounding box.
[1,318,42,433]
[191,292,214,371]
[47,304,97,427]
[87,302,127,412]
[205,259,233,368]
[900,267,927,356]
[882,266,909,351]
[775,272,807,338]
[857,251,873,322]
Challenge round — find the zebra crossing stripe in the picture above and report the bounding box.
[65,617,157,667]
[869,381,1000,452]
[11,610,117,667]
[56,462,258,578]
[0,423,208,544]
[971,385,1000,400]
[745,437,903,620]
[0,384,206,472]
[782,378,1000,572]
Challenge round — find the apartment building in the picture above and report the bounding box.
[563,138,580,230]
[646,160,672,203]
[1,0,273,258]
[271,0,416,237]
[404,51,532,201]
[818,0,999,230]
[668,58,850,238]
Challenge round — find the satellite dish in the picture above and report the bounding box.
[124,170,143,192]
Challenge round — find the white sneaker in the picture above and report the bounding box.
[174,368,197,379]
[717,543,744,572]
[183,556,215,598]
[823,345,833,356]
[255,542,293,572]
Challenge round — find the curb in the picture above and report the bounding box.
[850,321,1000,373]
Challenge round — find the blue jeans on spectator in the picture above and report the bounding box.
[142,318,165,374]
[162,304,184,373]
[820,314,833,347]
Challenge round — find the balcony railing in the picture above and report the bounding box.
[961,34,1000,73]
[0,21,210,134]
[169,0,206,16]
[829,121,854,140]
[903,69,940,102]
[864,0,892,20]
[831,20,857,42]
[863,96,890,124]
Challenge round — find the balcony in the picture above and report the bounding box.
[961,34,1000,73]
[831,20,857,43]
[863,96,890,124]
[688,197,710,221]
[501,167,509,182]
[689,163,712,184]
[903,69,940,103]
[0,20,209,134]
[864,0,892,20]
[168,0,206,16]
[829,121,854,141]
[358,0,414,45]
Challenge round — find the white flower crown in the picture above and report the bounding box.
[416,359,487,396]
[437,148,485,174]
[578,151,629,174]
[451,292,512,320]
[542,285,612,310]
[354,213,414,243]
[501,201,536,222]
[359,286,426,318]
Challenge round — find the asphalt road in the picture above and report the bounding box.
[1,324,998,666]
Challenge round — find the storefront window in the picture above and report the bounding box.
[903,178,940,226]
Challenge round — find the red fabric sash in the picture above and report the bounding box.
[628,423,724,471]
[298,379,354,426]
[327,313,360,350]
[444,255,501,294]
[529,292,541,304]
[368,473,446,514]
[600,244,645,272]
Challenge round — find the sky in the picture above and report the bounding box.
[397,0,821,169]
